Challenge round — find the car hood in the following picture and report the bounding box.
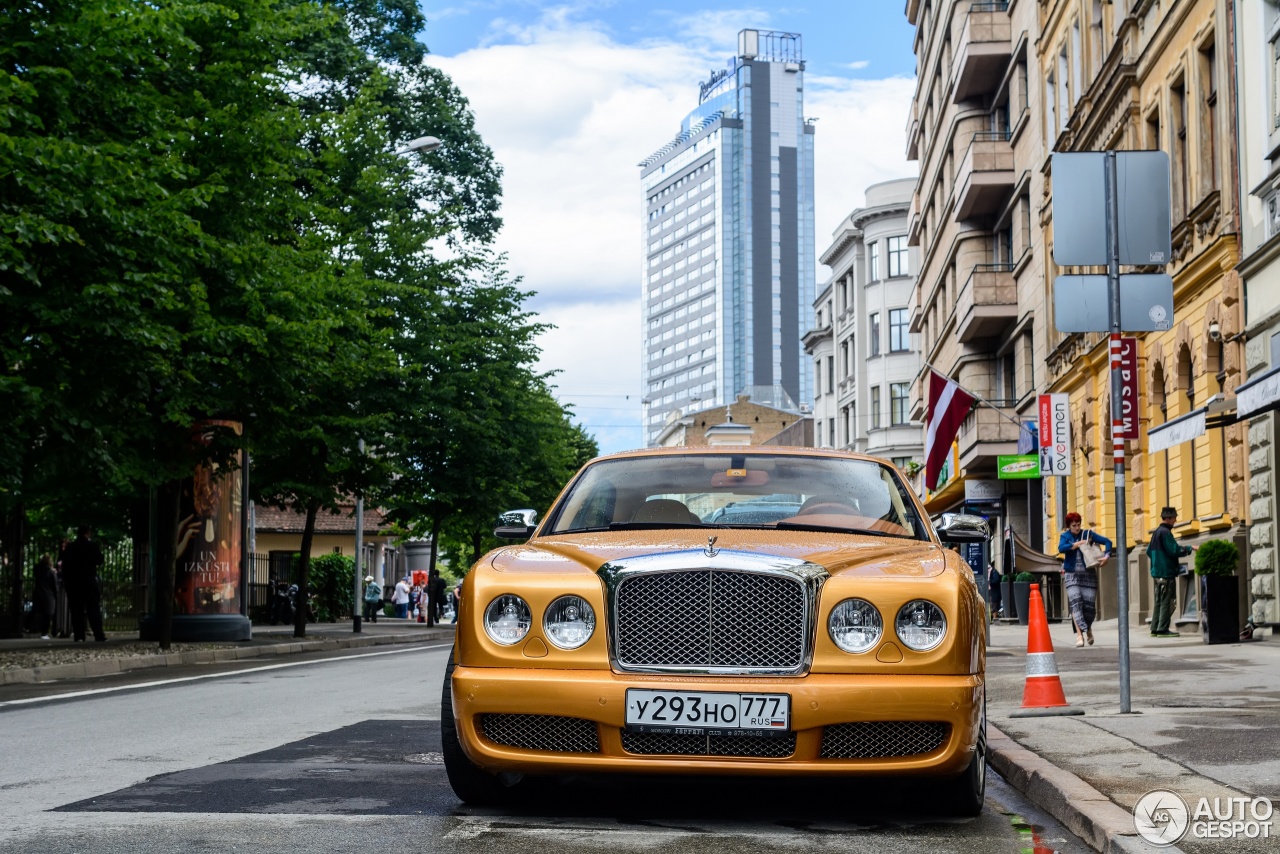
[488,530,948,578]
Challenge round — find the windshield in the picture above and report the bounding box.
[545,453,929,540]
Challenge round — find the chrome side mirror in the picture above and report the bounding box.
[494,508,538,540]
[936,513,990,544]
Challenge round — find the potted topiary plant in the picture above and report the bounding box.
[1001,573,1017,621]
[1013,571,1036,626]
[1195,539,1240,644]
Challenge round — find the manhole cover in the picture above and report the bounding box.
[405,752,445,764]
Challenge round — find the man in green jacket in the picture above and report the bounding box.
[1148,506,1193,637]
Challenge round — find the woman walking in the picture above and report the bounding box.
[1057,512,1112,647]
[31,553,58,639]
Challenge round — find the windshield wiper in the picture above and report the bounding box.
[607,522,706,531]
[774,521,915,539]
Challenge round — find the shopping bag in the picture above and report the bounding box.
[1078,534,1106,569]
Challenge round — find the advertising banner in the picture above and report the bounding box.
[1112,336,1140,440]
[174,420,243,615]
[997,454,1041,479]
[1038,393,1073,475]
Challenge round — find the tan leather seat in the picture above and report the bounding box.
[631,498,698,524]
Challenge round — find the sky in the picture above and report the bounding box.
[421,1,919,455]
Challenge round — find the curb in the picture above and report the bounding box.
[988,724,1184,854]
[0,630,452,686]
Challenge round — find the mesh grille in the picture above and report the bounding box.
[479,714,600,754]
[621,731,797,758]
[615,570,806,670]
[819,721,950,759]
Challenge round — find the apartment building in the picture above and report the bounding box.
[905,0,1048,548]
[809,179,922,472]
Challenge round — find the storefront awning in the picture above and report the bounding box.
[1147,394,1238,453]
[1236,364,1280,420]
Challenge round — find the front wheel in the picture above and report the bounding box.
[936,696,987,817]
[440,650,530,806]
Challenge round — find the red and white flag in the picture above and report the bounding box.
[925,370,976,491]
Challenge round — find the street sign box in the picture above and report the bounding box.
[1051,151,1171,267]
[997,454,1040,479]
[1053,273,1173,332]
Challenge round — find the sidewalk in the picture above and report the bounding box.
[0,618,455,685]
[986,618,1279,854]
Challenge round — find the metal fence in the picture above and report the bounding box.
[17,539,144,633]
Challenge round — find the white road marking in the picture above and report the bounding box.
[0,642,453,709]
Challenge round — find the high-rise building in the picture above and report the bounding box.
[639,29,816,446]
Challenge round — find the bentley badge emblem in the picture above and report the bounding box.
[704,535,719,558]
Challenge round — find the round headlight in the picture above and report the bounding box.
[543,595,596,650]
[895,599,947,651]
[483,594,532,645]
[828,598,882,653]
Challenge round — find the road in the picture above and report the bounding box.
[0,642,1092,853]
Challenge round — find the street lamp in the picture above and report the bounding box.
[352,134,442,634]
[394,135,442,156]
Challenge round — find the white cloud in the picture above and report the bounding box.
[844,59,869,69]
[427,13,916,452]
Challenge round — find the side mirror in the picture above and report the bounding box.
[494,508,538,540]
[936,513,990,544]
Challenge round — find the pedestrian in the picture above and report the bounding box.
[986,561,1002,620]
[392,575,411,619]
[1147,506,1193,637]
[450,582,461,624]
[362,574,382,624]
[31,553,58,639]
[1057,512,1112,647]
[428,568,446,626]
[414,585,427,623]
[60,526,106,642]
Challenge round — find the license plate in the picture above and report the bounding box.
[624,689,790,735]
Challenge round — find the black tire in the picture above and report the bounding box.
[440,649,528,806]
[937,694,987,817]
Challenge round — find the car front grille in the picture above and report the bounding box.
[819,721,950,759]
[621,731,797,758]
[614,570,806,671]
[478,714,600,754]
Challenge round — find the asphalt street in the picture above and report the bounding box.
[0,643,1092,854]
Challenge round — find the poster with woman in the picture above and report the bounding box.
[173,420,244,615]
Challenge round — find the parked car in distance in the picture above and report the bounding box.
[441,447,990,814]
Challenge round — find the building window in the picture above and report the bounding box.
[1172,76,1189,220]
[1199,39,1218,194]
[840,341,849,379]
[892,456,912,470]
[826,356,835,394]
[890,382,909,426]
[887,236,908,277]
[869,312,881,357]
[871,386,882,429]
[815,361,822,396]
[868,241,881,281]
[889,308,909,352]
[828,417,836,448]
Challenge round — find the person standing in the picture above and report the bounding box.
[362,575,381,624]
[61,526,106,642]
[1148,506,1192,637]
[1057,512,1112,647]
[391,576,411,619]
[31,554,58,639]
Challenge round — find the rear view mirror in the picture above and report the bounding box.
[936,513,990,544]
[495,508,538,540]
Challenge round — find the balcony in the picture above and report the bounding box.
[957,403,1021,471]
[954,131,1014,220]
[951,2,1012,104]
[955,263,1016,343]
[907,193,922,247]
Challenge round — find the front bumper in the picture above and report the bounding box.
[450,665,983,777]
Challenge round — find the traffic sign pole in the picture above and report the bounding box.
[1105,152,1133,713]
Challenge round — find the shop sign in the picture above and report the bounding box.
[997,454,1041,479]
[1038,393,1072,475]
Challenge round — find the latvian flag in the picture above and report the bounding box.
[924,370,976,491]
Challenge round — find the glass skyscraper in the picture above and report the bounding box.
[639,29,816,446]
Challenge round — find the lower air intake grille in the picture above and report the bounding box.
[819,721,950,759]
[621,731,796,758]
[479,714,600,754]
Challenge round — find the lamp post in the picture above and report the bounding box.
[352,134,442,634]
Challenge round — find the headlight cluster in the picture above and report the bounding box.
[483,594,596,650]
[826,598,947,653]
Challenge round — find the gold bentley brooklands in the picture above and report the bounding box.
[441,448,990,814]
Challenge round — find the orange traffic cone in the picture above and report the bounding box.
[1009,583,1084,718]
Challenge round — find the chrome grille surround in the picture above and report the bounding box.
[819,721,950,759]
[621,731,797,758]
[479,714,601,754]
[600,550,828,675]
